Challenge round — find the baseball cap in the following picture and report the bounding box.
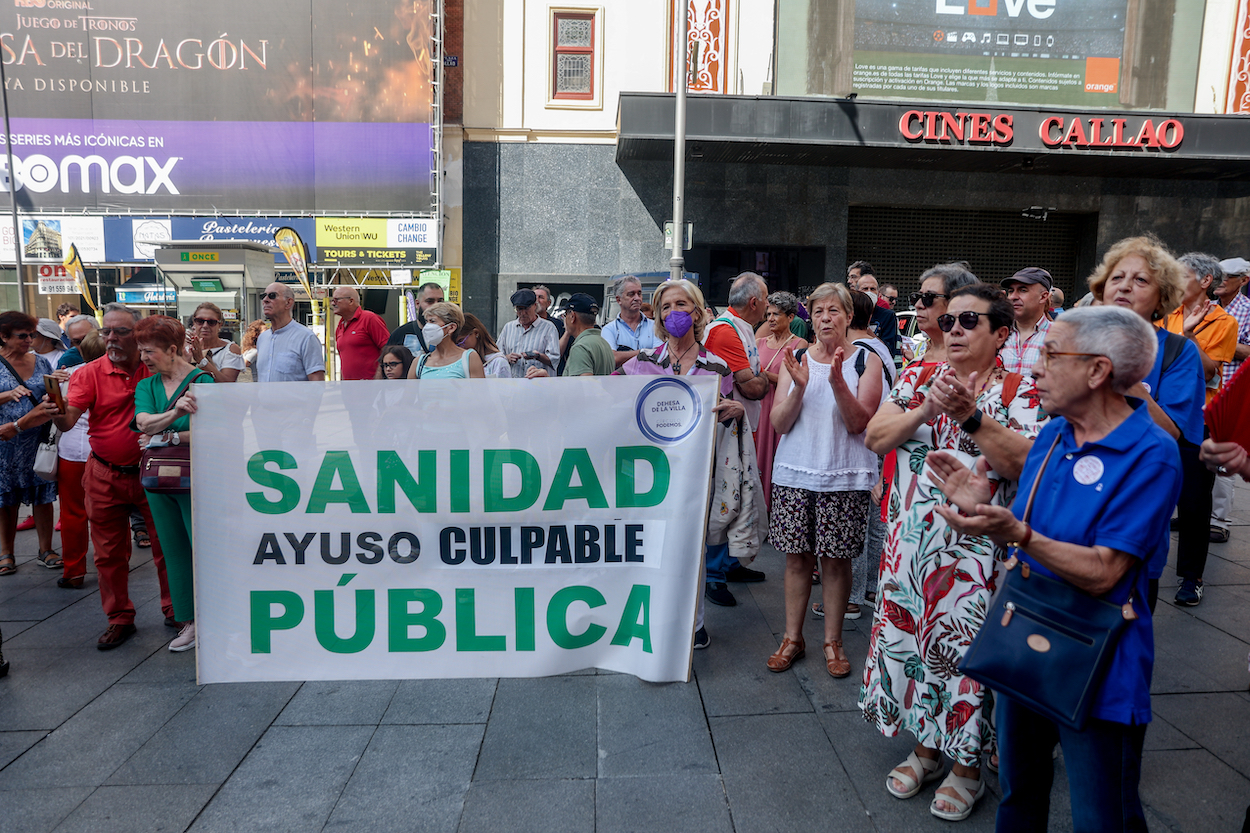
[557,293,599,315]
[35,318,62,341]
[1219,257,1250,277]
[510,288,537,307]
[1001,267,1053,290]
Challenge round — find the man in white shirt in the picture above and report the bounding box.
[497,288,560,379]
[256,282,326,382]
[602,276,661,368]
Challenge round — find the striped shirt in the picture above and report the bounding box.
[999,314,1051,376]
[1221,293,1250,385]
[497,317,560,379]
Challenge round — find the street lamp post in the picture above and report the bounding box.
[669,1,688,282]
[0,56,25,313]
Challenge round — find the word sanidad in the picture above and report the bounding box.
[245,448,671,515]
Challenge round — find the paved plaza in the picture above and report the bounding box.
[2,484,1249,833]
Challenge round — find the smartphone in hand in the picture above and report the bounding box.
[44,375,65,413]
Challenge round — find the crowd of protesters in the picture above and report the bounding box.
[0,238,1247,832]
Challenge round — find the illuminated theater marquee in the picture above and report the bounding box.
[898,109,1184,151]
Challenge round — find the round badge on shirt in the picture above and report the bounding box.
[1073,455,1104,486]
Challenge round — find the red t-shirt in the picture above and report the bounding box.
[67,356,150,467]
[703,308,751,373]
[334,307,391,380]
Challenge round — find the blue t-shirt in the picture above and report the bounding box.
[1137,328,1204,445]
[1011,400,1181,726]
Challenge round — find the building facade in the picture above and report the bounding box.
[462,0,1250,330]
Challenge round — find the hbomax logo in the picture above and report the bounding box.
[0,153,181,194]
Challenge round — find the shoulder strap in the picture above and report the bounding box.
[163,370,210,414]
[853,347,867,378]
[415,352,430,379]
[1020,432,1063,524]
[1160,330,1187,375]
[0,354,37,407]
[1001,372,1024,408]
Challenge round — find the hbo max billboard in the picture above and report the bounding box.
[0,0,433,213]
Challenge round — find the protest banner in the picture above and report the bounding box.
[193,375,718,684]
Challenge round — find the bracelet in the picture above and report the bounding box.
[1008,521,1032,551]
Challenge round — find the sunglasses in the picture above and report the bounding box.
[936,312,991,332]
[100,327,134,337]
[909,291,950,308]
[8,332,32,340]
[192,317,220,327]
[261,291,283,300]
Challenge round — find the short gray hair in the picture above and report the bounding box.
[1055,306,1157,394]
[612,275,642,300]
[1178,252,1225,299]
[767,291,799,316]
[101,302,137,321]
[919,262,979,295]
[728,272,767,309]
[66,314,98,330]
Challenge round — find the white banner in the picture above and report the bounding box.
[0,216,105,263]
[193,376,718,684]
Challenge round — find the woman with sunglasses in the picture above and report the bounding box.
[184,302,245,383]
[0,311,62,576]
[860,283,1048,821]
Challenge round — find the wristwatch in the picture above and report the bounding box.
[960,408,983,434]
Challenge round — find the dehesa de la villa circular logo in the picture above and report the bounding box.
[635,377,703,444]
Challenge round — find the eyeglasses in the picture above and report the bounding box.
[379,360,403,370]
[8,332,32,340]
[99,327,133,337]
[261,291,283,300]
[1038,350,1103,370]
[936,311,991,332]
[192,317,220,327]
[909,291,950,308]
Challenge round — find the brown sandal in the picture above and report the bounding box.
[766,636,805,672]
[824,639,851,678]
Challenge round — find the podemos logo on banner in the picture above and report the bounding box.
[193,376,718,684]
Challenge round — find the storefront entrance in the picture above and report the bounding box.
[845,207,1099,298]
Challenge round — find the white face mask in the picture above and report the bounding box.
[422,321,446,350]
[864,291,879,307]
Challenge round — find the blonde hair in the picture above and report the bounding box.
[651,280,708,341]
[1087,235,1186,322]
[425,301,466,338]
[807,282,853,317]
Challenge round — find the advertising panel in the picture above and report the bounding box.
[193,377,716,683]
[0,0,433,213]
[0,214,104,262]
[851,0,1130,106]
[315,217,437,267]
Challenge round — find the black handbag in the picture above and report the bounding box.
[958,434,1140,731]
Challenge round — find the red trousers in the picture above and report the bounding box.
[83,456,173,625]
[58,457,89,581]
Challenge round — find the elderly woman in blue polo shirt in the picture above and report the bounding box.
[926,306,1181,833]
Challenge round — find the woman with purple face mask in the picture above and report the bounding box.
[614,279,745,649]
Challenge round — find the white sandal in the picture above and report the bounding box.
[885,751,944,799]
[929,771,986,821]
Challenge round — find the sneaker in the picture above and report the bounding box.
[704,582,737,607]
[1210,526,1231,544]
[845,603,862,620]
[693,627,710,650]
[726,564,766,583]
[1175,579,1204,607]
[97,623,137,650]
[169,621,196,653]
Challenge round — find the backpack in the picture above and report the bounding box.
[851,339,897,390]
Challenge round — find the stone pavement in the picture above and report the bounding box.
[2,485,1249,833]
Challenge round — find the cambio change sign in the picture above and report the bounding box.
[193,377,717,684]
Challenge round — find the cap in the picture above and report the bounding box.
[557,293,599,315]
[35,318,62,341]
[1219,257,1250,277]
[510,288,537,308]
[1001,267,1053,290]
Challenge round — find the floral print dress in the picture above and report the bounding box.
[858,362,1047,767]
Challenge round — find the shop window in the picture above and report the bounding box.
[548,8,602,108]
